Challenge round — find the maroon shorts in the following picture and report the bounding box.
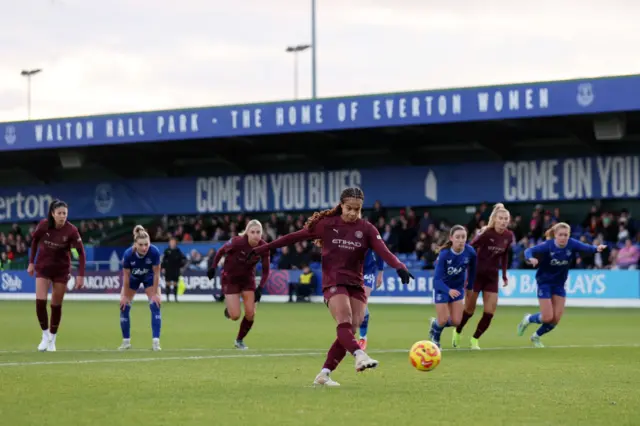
[36,268,70,284]
[472,276,499,294]
[221,276,256,295]
[323,284,367,306]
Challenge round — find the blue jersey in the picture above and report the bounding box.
[364,249,385,275]
[433,244,477,293]
[122,245,161,286]
[524,238,597,286]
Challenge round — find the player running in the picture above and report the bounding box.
[428,225,477,348]
[358,248,384,350]
[207,220,270,350]
[517,222,606,347]
[250,187,413,387]
[28,199,86,352]
[118,225,163,351]
[452,203,514,350]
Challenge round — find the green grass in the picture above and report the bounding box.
[0,301,639,426]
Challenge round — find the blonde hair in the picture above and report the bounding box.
[545,222,571,240]
[481,203,511,233]
[240,219,263,237]
[133,225,150,242]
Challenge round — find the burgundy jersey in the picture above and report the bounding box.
[470,227,514,280]
[212,235,270,286]
[29,219,86,276]
[254,216,404,290]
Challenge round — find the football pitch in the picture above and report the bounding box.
[0,301,638,426]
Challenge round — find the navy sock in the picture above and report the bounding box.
[431,321,445,343]
[535,322,556,337]
[149,302,161,339]
[120,304,131,339]
[359,307,370,338]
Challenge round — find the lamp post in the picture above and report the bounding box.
[21,68,42,120]
[285,45,311,100]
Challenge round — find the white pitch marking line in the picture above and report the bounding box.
[0,343,638,368]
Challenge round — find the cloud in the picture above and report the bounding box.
[2,0,640,121]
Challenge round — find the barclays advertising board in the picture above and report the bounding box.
[1,156,639,222]
[1,269,638,308]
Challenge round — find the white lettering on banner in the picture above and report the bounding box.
[501,157,640,202]
[275,104,324,127]
[194,170,361,213]
[195,176,242,213]
[502,272,607,297]
[242,175,268,212]
[376,276,430,293]
[156,114,199,135]
[0,193,52,220]
[83,275,121,290]
[34,121,95,142]
[503,160,560,202]
[106,118,145,138]
[230,109,263,129]
[373,95,462,121]
[596,156,640,198]
[477,88,549,113]
[337,102,359,123]
[184,276,215,291]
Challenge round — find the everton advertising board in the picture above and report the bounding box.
[4,74,640,151]
[1,156,638,222]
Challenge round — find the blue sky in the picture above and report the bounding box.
[2,0,639,122]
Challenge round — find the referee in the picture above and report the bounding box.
[161,237,186,302]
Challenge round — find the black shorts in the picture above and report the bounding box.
[164,270,180,283]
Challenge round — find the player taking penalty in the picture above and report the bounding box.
[452,203,514,350]
[428,225,477,348]
[119,226,163,351]
[518,223,606,347]
[250,188,413,387]
[28,199,86,352]
[207,220,270,350]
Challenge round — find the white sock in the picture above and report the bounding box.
[152,338,159,343]
[354,349,365,357]
[123,338,131,344]
[525,314,531,324]
[50,333,57,343]
[320,368,331,375]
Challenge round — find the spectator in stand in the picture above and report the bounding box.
[615,239,639,270]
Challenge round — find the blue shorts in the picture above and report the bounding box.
[130,279,153,290]
[364,273,376,289]
[434,288,465,304]
[537,284,566,299]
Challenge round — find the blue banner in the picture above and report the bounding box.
[2,269,638,300]
[1,155,638,222]
[2,75,640,151]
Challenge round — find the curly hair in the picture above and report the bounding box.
[305,187,364,246]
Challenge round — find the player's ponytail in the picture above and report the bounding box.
[483,202,510,232]
[133,225,149,242]
[239,219,262,237]
[545,222,571,240]
[437,224,467,253]
[47,199,68,229]
[304,187,364,232]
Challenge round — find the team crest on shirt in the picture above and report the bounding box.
[463,257,469,264]
[62,236,68,242]
[145,258,152,264]
[566,250,572,256]
[355,231,363,239]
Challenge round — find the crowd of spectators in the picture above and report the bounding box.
[2,201,638,272]
[154,201,640,272]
